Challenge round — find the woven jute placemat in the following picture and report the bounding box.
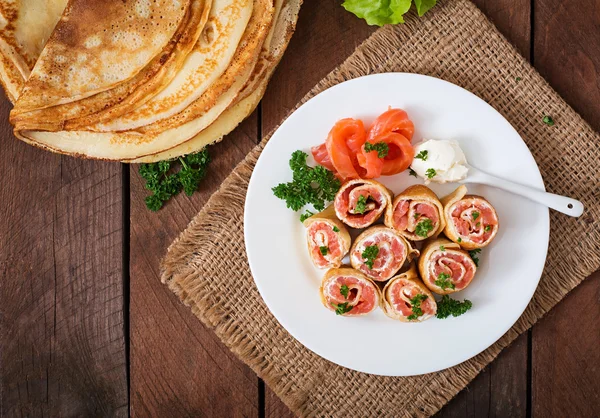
[161,0,600,416]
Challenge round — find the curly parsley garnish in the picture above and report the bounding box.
[354,195,368,214]
[471,211,480,220]
[319,246,329,256]
[439,245,446,251]
[407,294,428,321]
[364,142,389,158]
[469,249,481,267]
[340,285,349,299]
[436,295,473,319]
[332,302,353,315]
[362,245,379,269]
[425,168,437,179]
[415,150,428,161]
[457,237,463,243]
[435,272,455,291]
[542,115,555,126]
[333,226,340,233]
[485,225,492,232]
[415,219,434,237]
[414,212,421,220]
[408,168,418,177]
[300,210,314,223]
[140,149,211,211]
[273,151,341,212]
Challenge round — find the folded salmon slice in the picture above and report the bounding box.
[442,185,499,250]
[303,206,351,269]
[367,108,415,141]
[319,268,381,316]
[322,118,367,180]
[350,226,418,282]
[334,179,392,229]
[418,238,477,294]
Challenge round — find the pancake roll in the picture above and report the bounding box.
[319,268,381,317]
[385,184,445,241]
[334,179,392,228]
[303,205,351,269]
[382,264,437,322]
[418,238,477,295]
[441,185,499,250]
[349,226,419,282]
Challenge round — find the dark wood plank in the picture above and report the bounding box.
[0,95,128,416]
[532,1,600,416]
[259,1,374,415]
[129,113,261,417]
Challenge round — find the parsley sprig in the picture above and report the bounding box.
[139,149,211,211]
[319,246,329,256]
[354,195,368,214]
[436,295,473,319]
[364,142,389,158]
[273,151,341,216]
[340,285,350,299]
[415,150,428,161]
[425,168,437,179]
[362,245,379,269]
[415,219,433,237]
[332,302,353,315]
[469,249,481,267]
[408,168,418,177]
[407,294,428,320]
[435,272,455,291]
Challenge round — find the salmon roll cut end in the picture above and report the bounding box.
[441,185,499,250]
[350,225,419,282]
[334,179,392,229]
[382,264,437,322]
[319,267,381,317]
[385,184,445,241]
[303,205,351,269]
[418,238,477,295]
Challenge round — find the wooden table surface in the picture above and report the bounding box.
[2,1,599,417]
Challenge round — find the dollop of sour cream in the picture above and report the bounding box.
[410,139,469,184]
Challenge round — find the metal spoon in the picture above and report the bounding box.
[460,165,584,217]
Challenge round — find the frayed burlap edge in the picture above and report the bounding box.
[161,1,600,416]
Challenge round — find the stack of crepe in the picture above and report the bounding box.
[0,0,301,162]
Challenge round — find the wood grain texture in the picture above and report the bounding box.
[533,1,600,416]
[259,1,374,415]
[0,94,128,416]
[129,114,261,417]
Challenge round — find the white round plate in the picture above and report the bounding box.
[244,73,549,376]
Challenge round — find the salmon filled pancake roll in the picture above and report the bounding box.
[382,264,437,322]
[334,179,392,229]
[441,185,499,250]
[385,184,445,241]
[303,206,351,269]
[319,268,381,317]
[350,226,418,282]
[418,238,477,295]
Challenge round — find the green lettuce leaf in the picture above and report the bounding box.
[342,0,437,26]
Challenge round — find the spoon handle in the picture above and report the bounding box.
[464,167,584,217]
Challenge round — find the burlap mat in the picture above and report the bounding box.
[161,1,600,416]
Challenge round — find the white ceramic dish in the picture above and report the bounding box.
[244,73,549,376]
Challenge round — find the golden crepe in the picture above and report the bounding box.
[303,205,351,269]
[0,0,68,103]
[133,0,302,162]
[418,238,477,295]
[11,0,211,130]
[382,264,437,322]
[15,0,276,160]
[384,184,445,241]
[441,185,500,250]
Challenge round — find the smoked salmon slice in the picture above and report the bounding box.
[418,238,477,294]
[320,268,381,316]
[357,132,415,177]
[385,185,446,241]
[334,179,392,229]
[349,225,419,282]
[322,118,367,180]
[303,206,351,269]
[382,264,437,322]
[441,185,500,250]
[367,108,415,142]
